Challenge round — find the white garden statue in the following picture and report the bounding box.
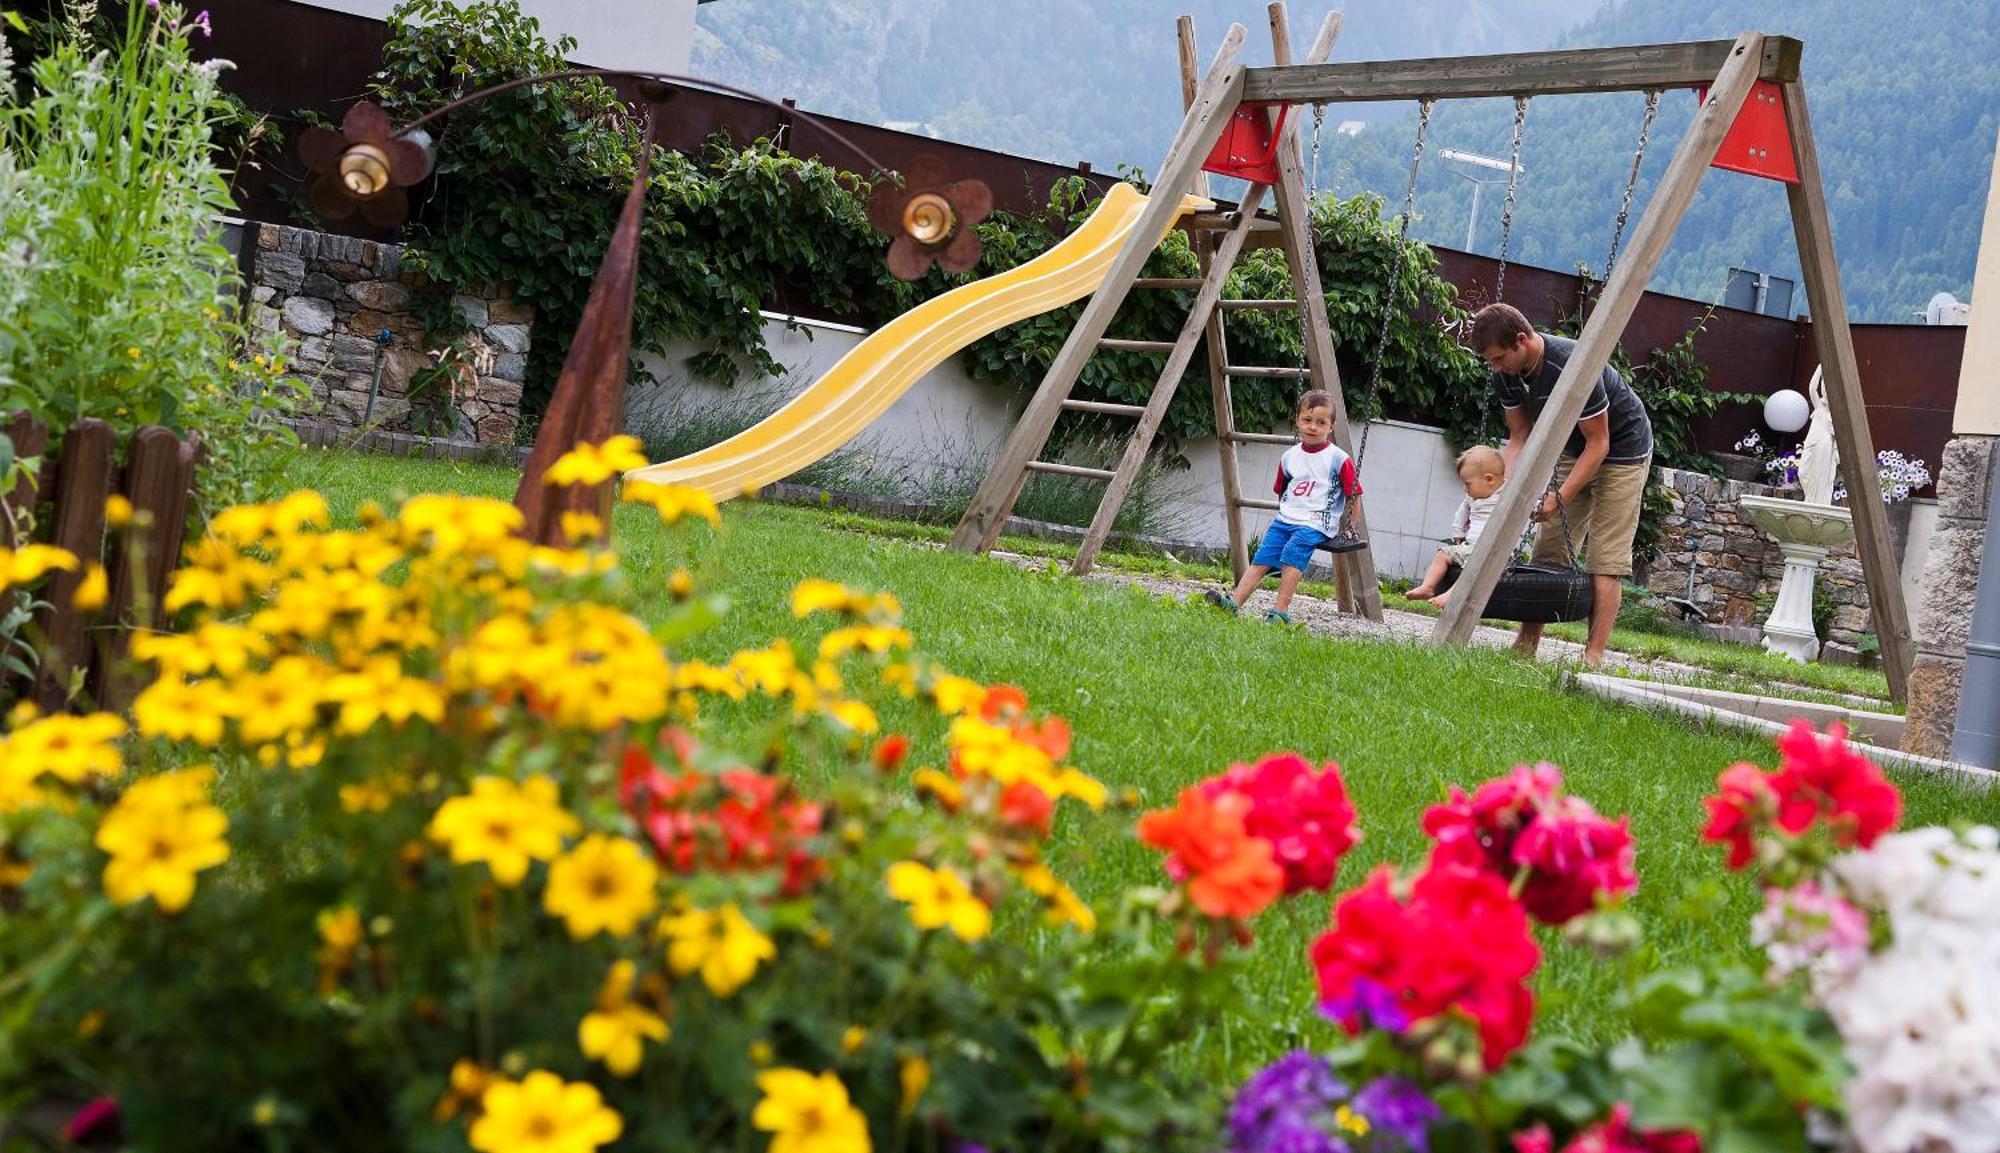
[1738,364,1854,662]
[1797,367,1838,504]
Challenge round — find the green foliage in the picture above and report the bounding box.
[373,0,915,416]
[0,2,306,510]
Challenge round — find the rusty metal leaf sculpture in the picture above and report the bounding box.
[298,102,434,227]
[512,110,659,546]
[867,155,993,281]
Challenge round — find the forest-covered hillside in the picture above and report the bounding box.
[694,0,1998,321]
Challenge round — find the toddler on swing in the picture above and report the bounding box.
[1204,390,1361,624]
[1407,444,1505,607]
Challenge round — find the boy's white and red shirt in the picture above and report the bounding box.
[1272,441,1362,531]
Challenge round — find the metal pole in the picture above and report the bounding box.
[1951,444,2000,768]
[1465,180,1482,252]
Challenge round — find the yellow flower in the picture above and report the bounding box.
[931,675,986,716]
[667,568,695,599]
[543,834,660,939]
[316,905,363,991]
[545,436,649,487]
[1,544,79,587]
[132,676,230,746]
[95,767,231,914]
[426,775,580,887]
[898,1054,930,1117]
[559,511,605,543]
[2,712,125,784]
[435,1059,494,1123]
[752,1068,872,1153]
[886,862,991,942]
[126,346,141,359]
[621,480,720,526]
[578,960,669,1077]
[66,563,107,611]
[790,578,853,617]
[818,626,912,662]
[910,768,963,810]
[659,903,776,998]
[826,699,878,735]
[1016,862,1097,933]
[839,1026,868,1054]
[470,1070,623,1153]
[1335,1105,1370,1137]
[104,495,135,528]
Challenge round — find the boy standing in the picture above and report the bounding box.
[1204,390,1362,624]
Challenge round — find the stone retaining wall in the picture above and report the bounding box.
[1645,466,1899,656]
[247,224,531,445]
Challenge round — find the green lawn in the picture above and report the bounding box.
[280,447,1999,1071]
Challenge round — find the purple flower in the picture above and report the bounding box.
[1352,1077,1440,1152]
[192,9,212,36]
[1229,1051,1346,1152]
[1319,977,1409,1033]
[1259,1122,1351,1153]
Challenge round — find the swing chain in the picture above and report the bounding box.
[1602,89,1661,286]
[1356,98,1434,467]
[1492,94,1530,304]
[1298,102,1326,377]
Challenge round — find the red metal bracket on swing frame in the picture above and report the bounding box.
[1203,102,1293,184]
[1695,79,1799,184]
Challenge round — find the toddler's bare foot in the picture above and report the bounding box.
[1428,593,1452,608]
[1405,585,1436,600]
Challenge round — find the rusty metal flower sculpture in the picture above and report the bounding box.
[298,102,434,227]
[867,155,993,281]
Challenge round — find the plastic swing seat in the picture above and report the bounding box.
[1434,561,1595,624]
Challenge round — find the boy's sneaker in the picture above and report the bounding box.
[1203,589,1237,612]
[1263,609,1293,624]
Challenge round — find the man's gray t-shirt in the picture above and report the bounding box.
[1489,334,1653,464]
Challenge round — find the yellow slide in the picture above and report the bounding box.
[623,183,1210,499]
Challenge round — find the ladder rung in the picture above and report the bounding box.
[1133,277,1204,289]
[1025,461,1116,482]
[1224,365,1312,379]
[1225,432,1298,446]
[1097,338,1176,354]
[1219,299,1299,311]
[1235,498,1281,512]
[1062,399,1147,417]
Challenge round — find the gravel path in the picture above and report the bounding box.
[988,550,1715,682]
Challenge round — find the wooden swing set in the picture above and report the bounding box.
[943,4,1913,703]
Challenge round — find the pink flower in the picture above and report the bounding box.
[192,10,212,36]
[1770,722,1900,850]
[1198,753,1360,894]
[1750,879,1871,981]
[1701,762,1775,871]
[1423,764,1635,925]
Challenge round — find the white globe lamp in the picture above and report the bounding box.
[1763,389,1809,434]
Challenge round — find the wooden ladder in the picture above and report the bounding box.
[945,5,1382,621]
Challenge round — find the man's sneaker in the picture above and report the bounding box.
[1263,609,1293,624]
[1203,589,1237,612]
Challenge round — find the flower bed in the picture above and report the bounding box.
[0,438,1991,1153]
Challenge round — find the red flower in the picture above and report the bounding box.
[1700,762,1774,870]
[1198,753,1361,894]
[620,738,825,894]
[999,780,1056,836]
[1536,1104,1702,1153]
[871,733,911,772]
[1312,863,1541,1069]
[1137,787,1284,919]
[1771,721,1901,849]
[1423,764,1635,925]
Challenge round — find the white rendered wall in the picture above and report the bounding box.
[284,0,699,73]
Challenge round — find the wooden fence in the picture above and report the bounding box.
[3,413,202,710]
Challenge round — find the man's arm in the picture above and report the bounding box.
[1500,406,1532,474]
[1551,412,1612,517]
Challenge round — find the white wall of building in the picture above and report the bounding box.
[285,0,699,73]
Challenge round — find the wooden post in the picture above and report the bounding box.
[1267,6,1380,619]
[33,420,116,708]
[948,27,1249,554]
[1432,33,1766,646]
[1781,78,1912,701]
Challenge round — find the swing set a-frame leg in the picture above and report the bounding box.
[946,29,1249,555]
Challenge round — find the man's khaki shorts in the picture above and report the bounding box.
[1529,456,1653,577]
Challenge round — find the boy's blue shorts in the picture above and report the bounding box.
[1252,520,1329,571]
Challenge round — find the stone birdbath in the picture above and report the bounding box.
[1738,368,1852,663]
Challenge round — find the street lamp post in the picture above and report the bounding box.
[1439,147,1524,254]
